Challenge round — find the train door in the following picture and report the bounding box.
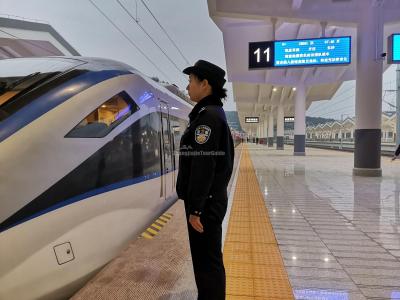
[159,101,174,200]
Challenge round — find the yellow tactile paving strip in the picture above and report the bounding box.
[224,145,294,300]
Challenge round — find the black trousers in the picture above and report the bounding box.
[186,215,226,300]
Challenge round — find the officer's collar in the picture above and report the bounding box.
[189,95,223,120]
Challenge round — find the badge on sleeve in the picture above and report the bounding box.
[195,125,211,144]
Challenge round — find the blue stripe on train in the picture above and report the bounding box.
[0,169,176,233]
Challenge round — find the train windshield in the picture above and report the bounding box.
[0,58,84,121]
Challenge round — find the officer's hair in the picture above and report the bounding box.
[193,74,227,100]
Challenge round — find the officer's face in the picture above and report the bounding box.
[186,74,210,102]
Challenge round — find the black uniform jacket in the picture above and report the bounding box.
[176,95,234,223]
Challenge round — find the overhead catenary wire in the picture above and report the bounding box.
[308,103,354,119]
[383,89,397,109]
[306,85,355,116]
[116,0,187,80]
[313,103,355,119]
[139,0,190,66]
[309,98,395,120]
[306,91,354,116]
[383,98,396,109]
[307,93,355,117]
[308,83,397,118]
[308,77,397,117]
[88,0,173,82]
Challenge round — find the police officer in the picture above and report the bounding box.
[392,143,400,161]
[176,60,234,300]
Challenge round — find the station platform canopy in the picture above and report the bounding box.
[207,0,400,134]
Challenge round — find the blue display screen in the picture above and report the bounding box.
[274,36,351,67]
[392,34,400,62]
[249,36,351,69]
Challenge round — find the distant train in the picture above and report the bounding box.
[0,57,192,299]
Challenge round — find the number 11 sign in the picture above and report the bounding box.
[249,41,275,68]
[249,37,351,69]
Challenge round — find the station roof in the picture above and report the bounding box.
[207,0,400,132]
[0,16,80,58]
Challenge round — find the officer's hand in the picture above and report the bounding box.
[189,215,204,233]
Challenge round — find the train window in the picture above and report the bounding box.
[0,58,84,121]
[66,91,139,138]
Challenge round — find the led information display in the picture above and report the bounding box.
[388,34,400,64]
[284,117,295,123]
[249,36,351,69]
[245,117,259,123]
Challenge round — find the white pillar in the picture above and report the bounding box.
[353,0,384,177]
[268,110,274,147]
[294,85,306,155]
[263,120,268,144]
[276,104,284,150]
[263,121,267,144]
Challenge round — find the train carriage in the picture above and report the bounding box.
[0,57,192,300]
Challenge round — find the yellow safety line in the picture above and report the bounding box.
[146,227,158,235]
[159,216,170,222]
[151,223,162,230]
[224,145,294,299]
[140,213,174,239]
[141,232,154,239]
[155,220,167,226]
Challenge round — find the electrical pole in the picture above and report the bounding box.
[340,114,343,150]
[397,64,400,146]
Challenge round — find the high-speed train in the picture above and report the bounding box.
[0,57,192,300]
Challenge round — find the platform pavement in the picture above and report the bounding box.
[249,143,400,299]
[71,143,400,300]
[71,146,242,299]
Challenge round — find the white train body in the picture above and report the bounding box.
[0,57,191,299]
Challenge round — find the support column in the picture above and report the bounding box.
[268,110,274,147]
[276,104,284,150]
[263,120,268,145]
[353,0,384,177]
[261,121,265,143]
[294,85,306,156]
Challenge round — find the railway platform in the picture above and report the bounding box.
[73,144,400,299]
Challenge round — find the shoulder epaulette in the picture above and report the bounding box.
[198,107,207,114]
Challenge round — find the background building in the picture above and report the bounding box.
[305,112,396,143]
[0,15,79,58]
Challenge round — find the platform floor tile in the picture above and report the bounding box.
[223,145,295,299]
